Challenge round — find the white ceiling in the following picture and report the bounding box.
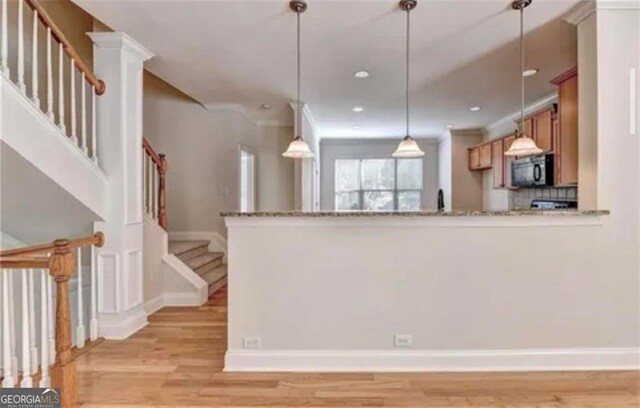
[74,0,579,138]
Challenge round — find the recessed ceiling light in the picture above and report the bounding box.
[353,106,364,113]
[470,106,481,112]
[354,70,370,78]
[260,103,271,110]
[446,124,455,129]
[522,68,539,77]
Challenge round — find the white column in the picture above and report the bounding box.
[17,0,25,93]
[20,270,33,387]
[1,270,15,387]
[89,245,98,340]
[39,269,50,387]
[8,270,18,380]
[31,9,40,106]
[28,269,38,374]
[89,32,153,339]
[76,247,85,348]
[1,0,8,76]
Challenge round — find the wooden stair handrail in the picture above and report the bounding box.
[24,0,106,95]
[0,257,50,268]
[0,232,105,257]
[143,138,169,230]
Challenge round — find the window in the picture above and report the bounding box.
[334,158,423,211]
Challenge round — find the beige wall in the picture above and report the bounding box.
[143,73,294,236]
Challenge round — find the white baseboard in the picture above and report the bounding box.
[163,291,206,306]
[144,294,164,315]
[224,348,640,372]
[98,308,148,340]
[169,231,227,263]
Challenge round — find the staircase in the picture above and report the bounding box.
[169,240,226,296]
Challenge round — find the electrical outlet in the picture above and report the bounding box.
[394,334,413,348]
[243,337,262,349]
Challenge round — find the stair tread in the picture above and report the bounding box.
[201,269,227,285]
[169,240,209,256]
[185,252,224,270]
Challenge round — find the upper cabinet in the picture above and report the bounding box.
[551,68,578,186]
[468,67,579,189]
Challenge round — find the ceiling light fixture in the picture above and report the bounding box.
[260,103,272,110]
[505,0,542,157]
[523,68,539,77]
[354,70,370,78]
[283,0,314,159]
[353,106,364,113]
[470,106,482,112]
[393,0,425,158]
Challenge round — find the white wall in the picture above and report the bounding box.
[319,139,439,211]
[143,73,295,236]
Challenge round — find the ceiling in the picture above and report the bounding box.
[74,0,579,139]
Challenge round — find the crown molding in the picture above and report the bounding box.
[564,0,596,25]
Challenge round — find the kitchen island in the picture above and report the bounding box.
[222,210,638,373]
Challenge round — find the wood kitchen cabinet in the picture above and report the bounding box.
[534,108,554,152]
[551,68,578,185]
[491,139,504,188]
[468,144,492,171]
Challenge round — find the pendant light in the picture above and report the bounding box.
[504,0,543,157]
[393,0,425,158]
[283,0,314,159]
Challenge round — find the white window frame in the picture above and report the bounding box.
[334,158,423,211]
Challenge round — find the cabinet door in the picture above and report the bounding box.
[557,75,578,185]
[535,109,553,152]
[519,117,535,139]
[479,144,492,168]
[503,135,516,187]
[468,148,480,170]
[492,139,504,188]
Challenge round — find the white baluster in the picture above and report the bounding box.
[17,0,26,93]
[144,154,150,213]
[31,9,39,106]
[39,269,50,387]
[47,274,54,363]
[28,269,38,374]
[1,0,8,76]
[70,58,78,145]
[90,245,98,341]
[76,247,85,348]
[91,88,98,164]
[21,270,33,387]
[8,270,18,381]
[2,270,15,387]
[46,28,54,120]
[57,43,66,133]
[81,74,87,153]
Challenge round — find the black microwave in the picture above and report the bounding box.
[511,154,554,187]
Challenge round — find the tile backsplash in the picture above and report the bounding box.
[509,187,578,209]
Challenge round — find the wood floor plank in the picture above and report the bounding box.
[76,286,640,407]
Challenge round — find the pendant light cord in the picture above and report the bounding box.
[296,9,302,139]
[519,5,525,137]
[405,8,410,138]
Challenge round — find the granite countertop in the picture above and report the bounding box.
[221,210,610,217]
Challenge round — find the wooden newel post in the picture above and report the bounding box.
[158,153,168,231]
[49,239,78,408]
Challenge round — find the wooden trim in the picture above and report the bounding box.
[0,232,105,257]
[0,257,50,268]
[143,137,162,164]
[24,0,106,95]
[550,67,578,86]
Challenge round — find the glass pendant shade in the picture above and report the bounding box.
[282,135,314,159]
[392,136,425,158]
[504,135,543,157]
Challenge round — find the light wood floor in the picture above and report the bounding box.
[77,287,639,407]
